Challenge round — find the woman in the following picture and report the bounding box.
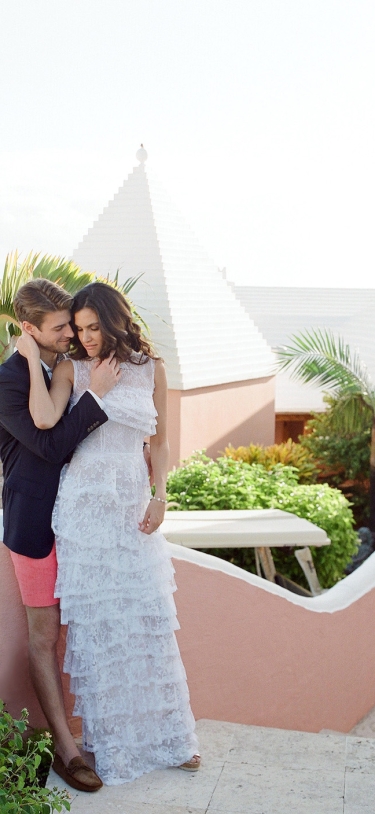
[17,281,199,785]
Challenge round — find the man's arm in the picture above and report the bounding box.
[0,371,108,464]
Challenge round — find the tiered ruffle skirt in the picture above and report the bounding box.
[53,455,198,785]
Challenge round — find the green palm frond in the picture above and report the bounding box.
[0,251,36,322]
[277,328,375,410]
[104,269,144,296]
[326,391,374,434]
[31,255,96,293]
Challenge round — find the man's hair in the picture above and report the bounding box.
[14,279,73,328]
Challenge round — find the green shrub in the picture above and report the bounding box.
[0,701,70,813]
[269,484,359,588]
[300,405,371,525]
[167,452,359,589]
[167,452,299,510]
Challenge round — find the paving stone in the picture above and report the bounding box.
[227,724,347,772]
[64,763,221,811]
[48,719,369,814]
[208,762,345,814]
[195,718,236,762]
[344,766,375,813]
[345,736,375,773]
[71,798,206,814]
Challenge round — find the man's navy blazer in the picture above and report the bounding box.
[0,352,108,558]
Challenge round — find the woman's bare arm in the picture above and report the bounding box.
[30,358,73,429]
[139,359,169,535]
[16,330,121,429]
[16,330,73,428]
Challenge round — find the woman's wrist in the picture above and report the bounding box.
[28,353,42,369]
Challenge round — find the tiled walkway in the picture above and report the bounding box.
[47,718,375,813]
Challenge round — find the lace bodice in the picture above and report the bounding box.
[70,355,157,455]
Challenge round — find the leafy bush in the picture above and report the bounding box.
[0,701,70,813]
[167,452,300,510]
[300,402,371,525]
[167,453,359,588]
[224,439,319,484]
[270,483,359,587]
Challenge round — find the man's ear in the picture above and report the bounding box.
[21,321,37,336]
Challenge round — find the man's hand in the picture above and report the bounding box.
[16,330,41,362]
[89,353,121,398]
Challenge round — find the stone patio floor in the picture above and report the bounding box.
[47,716,375,814]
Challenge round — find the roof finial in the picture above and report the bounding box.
[136,144,148,164]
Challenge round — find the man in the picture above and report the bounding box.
[0,278,120,792]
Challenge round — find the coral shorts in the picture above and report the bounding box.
[10,543,59,607]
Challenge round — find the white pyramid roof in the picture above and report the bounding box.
[73,155,274,390]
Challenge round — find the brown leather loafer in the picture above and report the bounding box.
[52,753,103,792]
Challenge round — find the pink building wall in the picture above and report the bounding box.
[2,540,375,736]
[167,376,275,467]
[172,550,375,732]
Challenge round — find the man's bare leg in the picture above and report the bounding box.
[26,605,80,765]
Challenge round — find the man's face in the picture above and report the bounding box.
[23,310,74,354]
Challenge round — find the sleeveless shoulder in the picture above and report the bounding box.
[70,359,91,401]
[104,355,157,434]
[70,356,157,435]
[54,358,74,379]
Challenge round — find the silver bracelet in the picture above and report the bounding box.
[151,496,167,504]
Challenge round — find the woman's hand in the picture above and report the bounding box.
[16,330,41,362]
[138,498,166,535]
[89,352,121,398]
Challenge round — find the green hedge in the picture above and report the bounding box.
[166,453,359,589]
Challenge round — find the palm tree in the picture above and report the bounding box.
[0,251,143,363]
[277,328,375,531]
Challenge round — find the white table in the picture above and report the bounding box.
[161,508,330,587]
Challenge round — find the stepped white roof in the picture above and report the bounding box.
[72,151,274,390]
[231,285,375,412]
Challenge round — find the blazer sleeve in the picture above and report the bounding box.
[0,370,108,463]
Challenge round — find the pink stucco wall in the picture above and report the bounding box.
[2,541,375,735]
[173,553,375,732]
[167,376,275,467]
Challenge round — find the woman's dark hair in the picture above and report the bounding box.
[69,282,158,364]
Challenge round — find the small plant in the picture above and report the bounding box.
[224,439,318,484]
[0,700,70,813]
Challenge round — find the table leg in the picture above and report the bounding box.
[257,547,276,582]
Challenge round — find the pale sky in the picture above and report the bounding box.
[1,0,375,287]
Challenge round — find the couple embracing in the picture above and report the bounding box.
[0,278,199,791]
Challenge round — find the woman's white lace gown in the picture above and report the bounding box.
[53,357,198,785]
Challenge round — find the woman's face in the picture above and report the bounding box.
[74,307,104,357]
